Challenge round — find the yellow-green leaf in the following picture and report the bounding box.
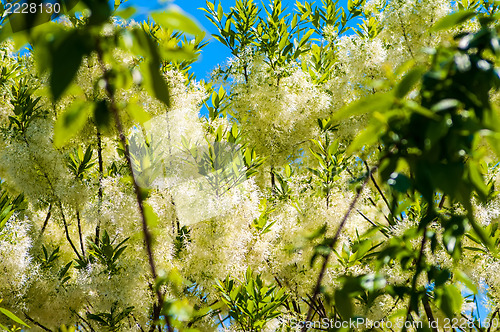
[152,6,204,36]
[395,66,424,99]
[0,308,30,328]
[332,93,393,121]
[54,99,93,147]
[143,202,159,228]
[431,10,475,32]
[347,123,383,154]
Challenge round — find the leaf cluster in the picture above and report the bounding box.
[214,268,288,331]
[182,123,265,197]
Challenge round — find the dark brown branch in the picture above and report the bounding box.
[96,48,170,332]
[39,203,52,236]
[366,160,391,215]
[95,128,104,244]
[438,194,446,209]
[402,226,428,332]
[460,313,482,331]
[487,308,500,332]
[76,210,85,258]
[131,313,146,332]
[301,164,374,331]
[270,165,276,195]
[422,296,437,332]
[72,309,95,332]
[23,312,52,331]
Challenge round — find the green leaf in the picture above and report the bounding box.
[152,6,204,36]
[144,202,159,227]
[93,100,112,133]
[455,270,478,294]
[213,34,229,47]
[87,313,107,325]
[395,67,424,99]
[332,93,393,121]
[334,290,353,319]
[133,29,171,106]
[438,284,463,318]
[431,10,476,32]
[50,31,91,101]
[126,102,151,125]
[54,99,93,147]
[469,217,495,253]
[59,262,72,280]
[387,172,412,193]
[0,308,30,328]
[469,161,488,200]
[347,122,383,154]
[430,99,460,112]
[145,62,169,106]
[217,2,224,21]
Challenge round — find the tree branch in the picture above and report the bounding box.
[76,210,85,258]
[39,203,52,236]
[301,164,374,331]
[403,226,428,332]
[95,128,104,244]
[23,312,52,332]
[58,201,83,262]
[422,296,437,332]
[96,46,171,332]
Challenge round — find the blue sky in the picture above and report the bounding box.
[125,0,350,80]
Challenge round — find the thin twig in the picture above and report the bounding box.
[438,194,446,209]
[357,209,379,228]
[23,312,52,331]
[301,164,374,331]
[273,274,301,314]
[402,226,428,332]
[131,313,146,332]
[306,294,326,318]
[397,12,415,59]
[39,203,52,236]
[366,161,391,215]
[422,296,437,332]
[487,308,499,332]
[76,210,85,258]
[21,132,80,263]
[357,209,390,239]
[72,309,95,332]
[218,312,227,330]
[270,165,276,195]
[460,313,482,331]
[58,201,83,262]
[368,196,391,224]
